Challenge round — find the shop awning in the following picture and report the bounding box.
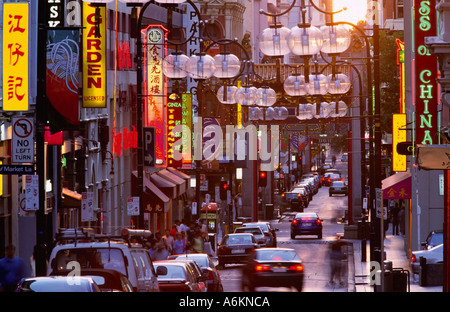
[157,169,187,196]
[167,167,190,180]
[382,171,411,199]
[132,171,170,213]
[62,187,81,208]
[150,173,177,199]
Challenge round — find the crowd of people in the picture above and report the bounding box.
[147,219,211,261]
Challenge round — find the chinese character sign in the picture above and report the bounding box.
[167,95,183,168]
[3,3,29,111]
[392,114,407,172]
[144,25,168,166]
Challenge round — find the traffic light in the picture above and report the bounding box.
[259,171,267,187]
[220,181,229,200]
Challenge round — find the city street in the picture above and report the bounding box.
[218,160,350,292]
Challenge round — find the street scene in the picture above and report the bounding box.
[0,0,449,300]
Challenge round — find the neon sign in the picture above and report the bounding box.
[414,0,438,145]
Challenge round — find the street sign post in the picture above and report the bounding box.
[12,117,35,163]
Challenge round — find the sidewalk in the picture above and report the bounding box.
[350,227,443,292]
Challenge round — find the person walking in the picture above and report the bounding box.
[328,237,346,287]
[0,244,30,292]
[173,233,185,255]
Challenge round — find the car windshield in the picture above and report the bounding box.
[332,181,345,187]
[256,249,300,261]
[19,277,95,292]
[235,228,262,235]
[224,235,253,244]
[54,248,127,276]
[429,233,443,246]
[155,264,187,279]
[295,213,317,219]
[173,255,211,268]
[245,223,269,232]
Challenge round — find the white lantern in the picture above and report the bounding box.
[306,74,328,95]
[213,53,241,79]
[265,107,276,120]
[297,103,314,120]
[256,87,277,107]
[320,25,352,54]
[284,75,307,96]
[235,86,257,106]
[260,26,291,56]
[154,0,186,4]
[327,73,351,94]
[217,85,238,104]
[274,107,289,120]
[162,53,189,79]
[186,53,216,80]
[287,25,323,56]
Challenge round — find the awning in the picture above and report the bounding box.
[150,173,177,199]
[62,187,81,208]
[156,169,187,196]
[167,167,190,180]
[382,171,411,199]
[132,171,170,213]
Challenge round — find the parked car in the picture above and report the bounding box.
[167,253,223,292]
[217,233,259,267]
[50,268,134,292]
[283,190,308,211]
[411,243,443,274]
[241,248,304,292]
[16,276,101,292]
[290,212,323,239]
[235,226,267,247]
[166,258,208,292]
[47,228,159,292]
[421,231,443,250]
[324,173,342,186]
[341,153,348,162]
[295,183,313,201]
[329,181,348,196]
[242,221,279,247]
[153,260,204,292]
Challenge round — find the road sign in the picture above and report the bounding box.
[12,117,34,163]
[376,188,387,220]
[25,175,39,211]
[0,164,34,175]
[143,127,155,167]
[127,196,140,216]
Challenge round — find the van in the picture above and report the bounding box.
[47,228,159,292]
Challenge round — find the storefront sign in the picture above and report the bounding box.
[3,3,29,111]
[414,0,438,145]
[167,94,183,168]
[82,3,106,108]
[144,25,168,166]
[392,114,407,171]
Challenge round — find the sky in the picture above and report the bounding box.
[332,0,368,25]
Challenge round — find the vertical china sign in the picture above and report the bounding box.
[414,0,438,145]
[3,3,29,111]
[144,25,168,166]
[82,3,106,108]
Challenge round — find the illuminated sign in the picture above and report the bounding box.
[82,3,106,108]
[396,39,405,113]
[392,114,407,172]
[414,0,438,145]
[167,94,183,168]
[113,126,138,157]
[181,93,192,165]
[144,25,168,166]
[3,3,29,111]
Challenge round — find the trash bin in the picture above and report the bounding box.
[374,270,393,292]
[265,204,274,220]
[391,269,409,292]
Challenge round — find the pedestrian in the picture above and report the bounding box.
[163,229,174,255]
[399,206,405,235]
[392,203,400,235]
[151,241,169,261]
[198,220,207,235]
[332,155,336,166]
[173,233,185,255]
[0,244,30,292]
[328,237,346,287]
[191,230,204,253]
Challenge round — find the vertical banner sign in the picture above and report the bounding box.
[182,93,192,165]
[392,114,407,172]
[82,3,106,108]
[81,191,95,222]
[414,0,438,145]
[144,25,168,166]
[167,94,183,168]
[3,3,29,111]
[47,29,80,129]
[184,4,200,117]
[396,39,405,113]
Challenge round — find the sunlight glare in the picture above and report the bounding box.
[332,0,368,26]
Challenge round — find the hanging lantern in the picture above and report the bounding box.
[256,87,277,107]
[259,26,291,56]
[306,74,328,95]
[284,75,307,97]
[327,73,351,94]
[320,24,352,54]
[186,53,216,80]
[217,85,238,104]
[235,86,257,106]
[213,53,241,79]
[162,53,189,79]
[287,25,323,56]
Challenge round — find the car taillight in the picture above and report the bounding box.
[298,193,301,198]
[289,264,304,272]
[412,254,416,263]
[255,264,271,272]
[292,219,298,226]
[327,178,331,183]
[208,271,215,280]
[316,219,322,225]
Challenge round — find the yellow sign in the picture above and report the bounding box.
[82,3,106,108]
[3,3,29,111]
[392,114,407,172]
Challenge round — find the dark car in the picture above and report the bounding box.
[329,181,348,196]
[217,233,259,267]
[235,226,267,247]
[153,260,203,292]
[324,173,342,186]
[167,253,223,292]
[50,268,134,292]
[167,258,208,292]
[241,248,304,292]
[16,276,101,292]
[290,212,323,239]
[242,221,279,247]
[421,231,443,250]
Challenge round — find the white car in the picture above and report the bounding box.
[411,243,443,274]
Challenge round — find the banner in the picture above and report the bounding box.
[392,114,407,171]
[3,3,29,111]
[82,3,106,108]
[47,29,80,130]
